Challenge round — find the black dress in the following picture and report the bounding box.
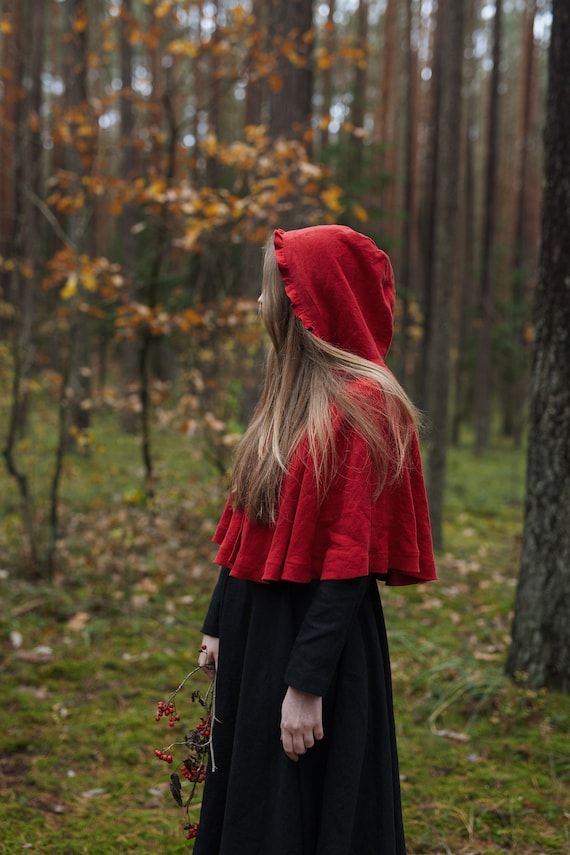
[193,567,407,855]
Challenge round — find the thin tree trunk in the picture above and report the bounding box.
[119,0,141,433]
[425,0,465,551]
[65,0,92,444]
[474,0,503,455]
[1,0,41,569]
[319,0,336,150]
[206,7,222,187]
[378,0,399,248]
[417,0,444,409]
[0,0,20,331]
[505,0,538,446]
[452,0,478,445]
[451,94,476,446]
[395,0,418,386]
[346,0,369,196]
[245,0,267,127]
[139,93,179,501]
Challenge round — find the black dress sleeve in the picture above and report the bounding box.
[201,566,231,637]
[284,575,370,697]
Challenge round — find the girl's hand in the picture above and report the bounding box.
[280,686,324,762]
[198,634,219,678]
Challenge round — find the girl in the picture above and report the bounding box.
[194,225,437,855]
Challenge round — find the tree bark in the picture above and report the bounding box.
[119,0,141,433]
[474,0,503,455]
[319,0,336,150]
[245,0,267,127]
[395,0,418,387]
[1,0,42,569]
[425,0,465,551]
[506,0,570,692]
[345,0,369,195]
[65,0,92,443]
[416,0,444,409]
[502,0,538,446]
[268,0,313,141]
[378,0,399,249]
[267,0,314,229]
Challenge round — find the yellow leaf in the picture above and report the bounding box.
[182,308,202,326]
[73,14,88,33]
[155,0,173,19]
[276,174,295,198]
[353,204,368,223]
[269,73,284,93]
[316,50,334,71]
[82,272,97,292]
[202,133,218,158]
[320,186,344,214]
[147,179,166,197]
[0,18,13,34]
[61,274,78,300]
[167,38,199,58]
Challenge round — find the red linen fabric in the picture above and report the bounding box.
[212,225,437,586]
[274,225,395,365]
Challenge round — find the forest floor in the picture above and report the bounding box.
[0,420,568,854]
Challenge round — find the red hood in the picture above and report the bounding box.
[273,225,395,365]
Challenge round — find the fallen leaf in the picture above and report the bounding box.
[66,611,91,632]
[434,729,471,743]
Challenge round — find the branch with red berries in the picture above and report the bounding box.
[154,663,215,841]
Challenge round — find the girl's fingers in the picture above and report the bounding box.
[281,727,320,761]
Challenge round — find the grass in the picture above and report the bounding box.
[0,411,569,854]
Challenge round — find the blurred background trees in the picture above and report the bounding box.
[0,2,555,582]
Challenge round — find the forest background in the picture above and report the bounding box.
[1,0,569,853]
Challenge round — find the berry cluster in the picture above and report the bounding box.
[184,823,199,840]
[195,715,211,740]
[181,762,206,783]
[154,665,213,843]
[155,700,181,727]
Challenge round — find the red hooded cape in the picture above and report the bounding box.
[213,225,437,586]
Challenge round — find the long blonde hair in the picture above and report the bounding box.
[230,244,420,525]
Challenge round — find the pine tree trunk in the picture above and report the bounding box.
[346,0,368,195]
[506,0,570,692]
[474,0,503,455]
[268,0,313,140]
[119,0,141,433]
[65,0,92,444]
[319,0,336,150]
[395,0,418,386]
[267,0,314,228]
[504,0,538,446]
[424,0,465,550]
[416,0,444,409]
[378,0,399,249]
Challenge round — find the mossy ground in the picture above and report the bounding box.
[0,420,568,854]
